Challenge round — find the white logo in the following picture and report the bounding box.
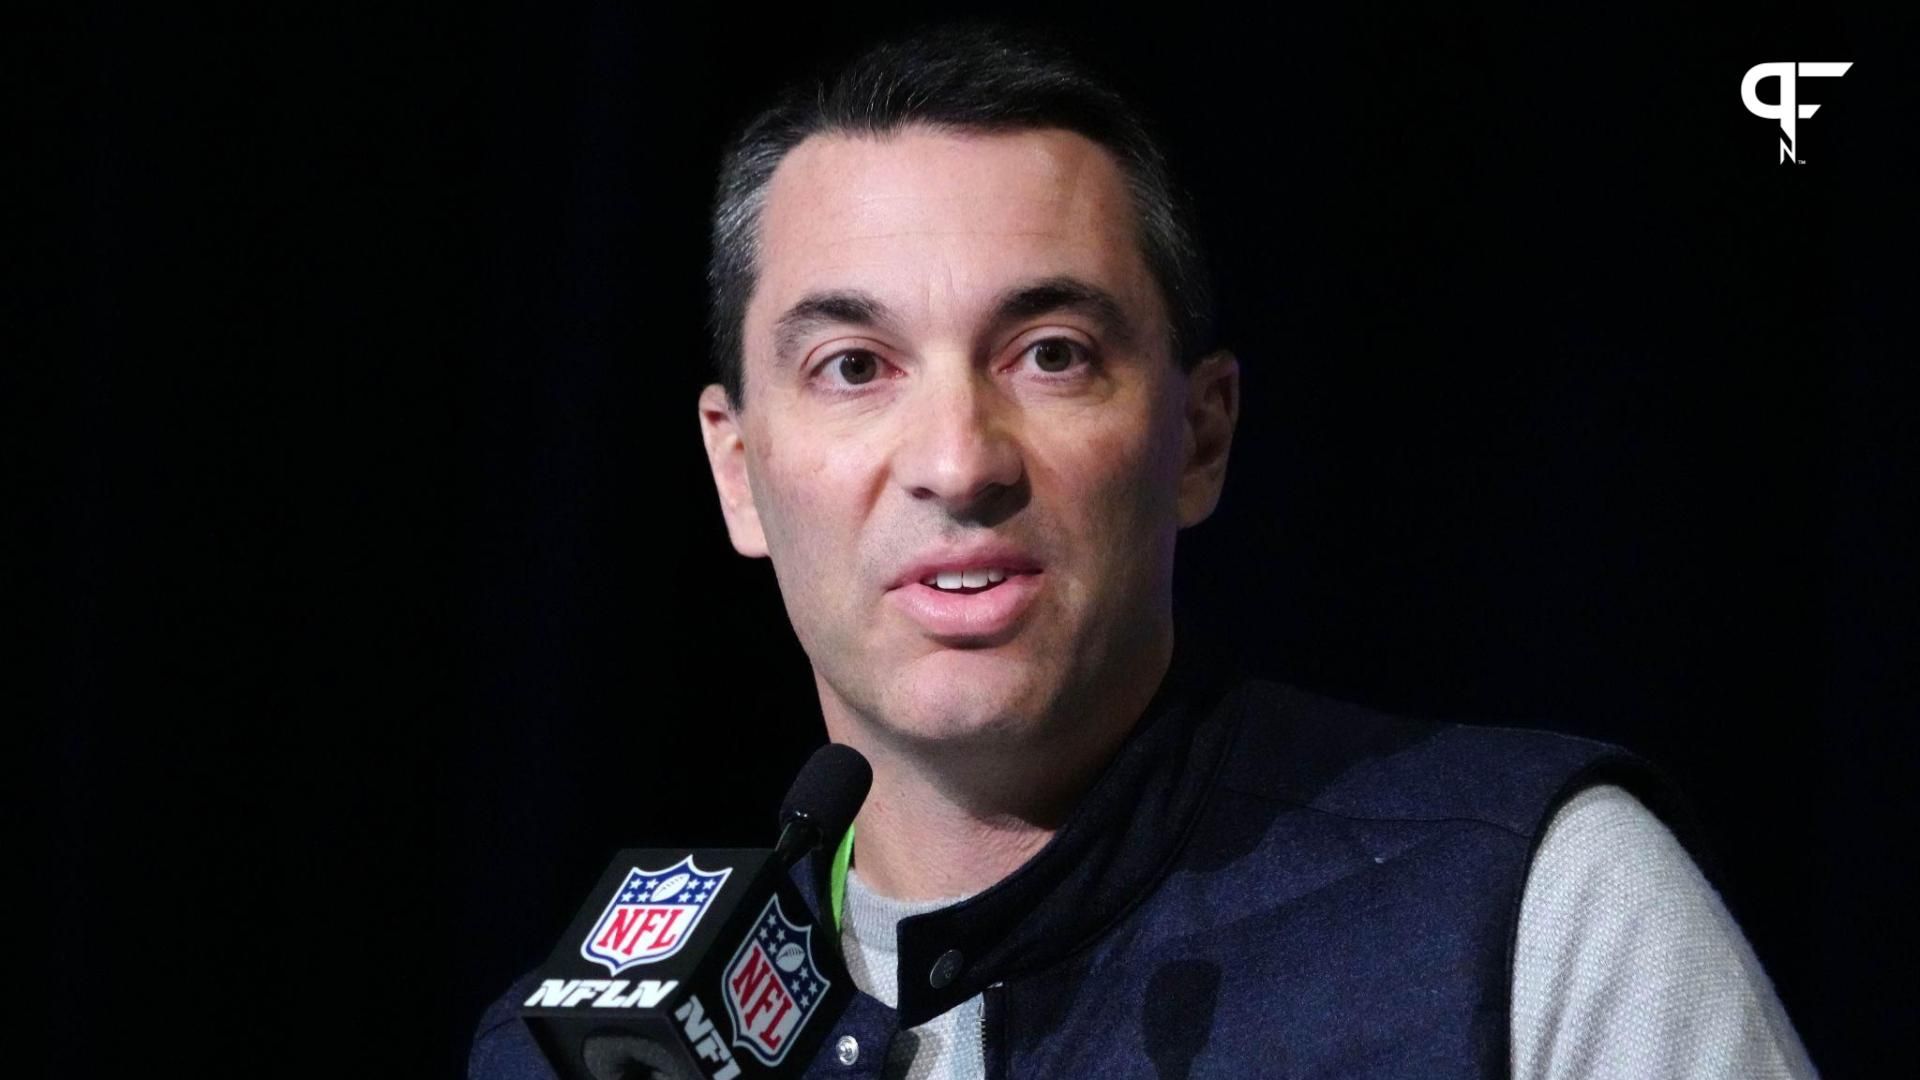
[1741,62,1853,163]
[522,978,679,1010]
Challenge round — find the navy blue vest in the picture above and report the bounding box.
[471,637,1700,1079]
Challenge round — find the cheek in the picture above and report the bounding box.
[749,456,844,656]
[752,452,835,569]
[748,436,873,618]
[1063,407,1182,572]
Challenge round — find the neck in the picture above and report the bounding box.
[821,626,1174,901]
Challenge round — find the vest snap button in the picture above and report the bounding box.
[836,1034,859,1066]
[929,948,965,989]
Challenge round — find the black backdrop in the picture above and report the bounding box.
[48,4,1914,1076]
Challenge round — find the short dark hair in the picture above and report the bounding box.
[705,20,1217,410]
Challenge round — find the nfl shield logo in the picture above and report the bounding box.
[722,894,831,1066]
[579,857,731,975]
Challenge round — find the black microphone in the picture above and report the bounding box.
[774,743,871,867]
[522,745,873,1080]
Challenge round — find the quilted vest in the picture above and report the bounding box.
[471,633,1700,1080]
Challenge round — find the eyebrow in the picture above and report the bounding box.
[769,275,1141,365]
[772,291,893,366]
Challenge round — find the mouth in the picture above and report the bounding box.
[916,567,1021,594]
[887,569,1044,643]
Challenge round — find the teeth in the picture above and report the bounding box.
[921,568,1015,591]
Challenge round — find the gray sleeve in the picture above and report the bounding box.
[1509,783,1819,1079]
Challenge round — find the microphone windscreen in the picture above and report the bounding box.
[779,743,872,842]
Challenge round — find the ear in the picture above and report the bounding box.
[697,383,770,558]
[1175,350,1240,528]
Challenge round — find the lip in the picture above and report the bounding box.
[888,545,1044,591]
[885,571,1044,644]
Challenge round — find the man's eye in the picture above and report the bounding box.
[1020,338,1093,375]
[819,349,884,387]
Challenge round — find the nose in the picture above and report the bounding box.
[891,365,1025,518]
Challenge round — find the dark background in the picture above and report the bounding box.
[45,3,1914,1075]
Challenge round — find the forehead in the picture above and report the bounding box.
[745,125,1161,356]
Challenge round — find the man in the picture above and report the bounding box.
[474,22,1815,1079]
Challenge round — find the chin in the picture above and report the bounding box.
[884,656,1046,745]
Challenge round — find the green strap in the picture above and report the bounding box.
[828,823,856,933]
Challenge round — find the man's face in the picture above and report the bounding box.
[699,125,1234,753]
